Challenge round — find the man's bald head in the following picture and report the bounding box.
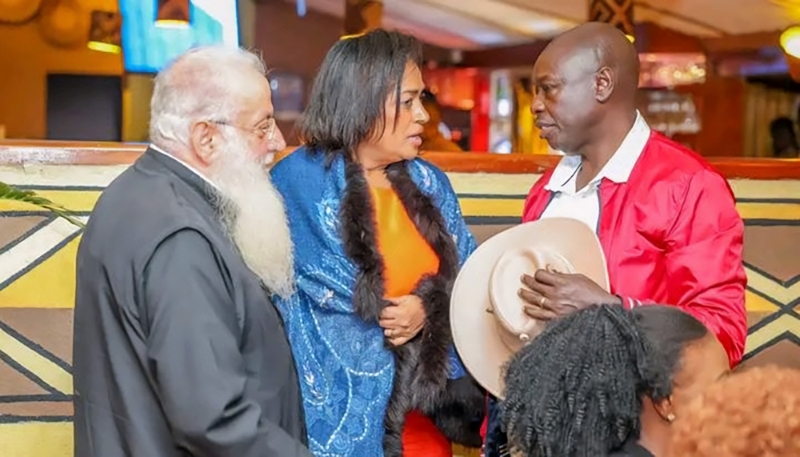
[529,22,640,155]
[542,22,639,104]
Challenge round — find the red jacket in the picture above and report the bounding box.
[522,132,747,367]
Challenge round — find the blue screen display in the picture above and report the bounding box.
[119,0,240,74]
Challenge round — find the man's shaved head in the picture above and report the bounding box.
[544,22,639,103]
[530,22,641,155]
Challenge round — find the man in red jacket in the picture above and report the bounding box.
[482,22,747,456]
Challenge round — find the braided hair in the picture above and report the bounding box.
[500,304,708,457]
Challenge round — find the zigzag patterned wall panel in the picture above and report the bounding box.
[1,166,799,456]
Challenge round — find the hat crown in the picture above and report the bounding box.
[489,247,574,352]
[449,217,610,398]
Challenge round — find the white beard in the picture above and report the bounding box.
[207,133,295,299]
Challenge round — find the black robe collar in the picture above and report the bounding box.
[142,146,218,209]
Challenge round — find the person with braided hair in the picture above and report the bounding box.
[501,304,729,457]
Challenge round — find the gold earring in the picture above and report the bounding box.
[667,413,676,422]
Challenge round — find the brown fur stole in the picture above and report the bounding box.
[339,158,485,456]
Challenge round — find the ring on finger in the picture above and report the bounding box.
[539,295,547,306]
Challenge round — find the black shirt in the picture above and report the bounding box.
[608,439,656,457]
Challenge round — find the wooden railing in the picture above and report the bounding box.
[2,140,800,179]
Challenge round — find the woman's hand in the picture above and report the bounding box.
[380,295,425,346]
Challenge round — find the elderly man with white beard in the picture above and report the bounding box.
[72,46,311,457]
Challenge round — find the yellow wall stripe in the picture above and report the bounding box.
[0,328,72,395]
[745,289,779,312]
[1,190,798,221]
[0,423,72,456]
[458,198,524,217]
[736,203,800,220]
[455,198,800,221]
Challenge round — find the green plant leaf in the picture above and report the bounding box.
[0,181,86,228]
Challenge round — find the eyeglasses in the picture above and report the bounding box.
[210,118,276,141]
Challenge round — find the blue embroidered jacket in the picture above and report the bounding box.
[270,148,478,456]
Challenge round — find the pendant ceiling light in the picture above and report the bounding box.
[781,26,800,82]
[781,26,800,59]
[156,0,190,28]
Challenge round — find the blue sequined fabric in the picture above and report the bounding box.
[270,148,477,456]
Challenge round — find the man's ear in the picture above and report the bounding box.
[595,66,614,103]
[189,121,217,166]
[653,395,676,423]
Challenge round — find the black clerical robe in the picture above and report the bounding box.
[73,147,310,457]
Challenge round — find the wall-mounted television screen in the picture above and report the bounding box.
[119,0,239,74]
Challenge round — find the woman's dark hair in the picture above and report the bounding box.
[298,28,423,158]
[632,304,709,397]
[501,304,709,457]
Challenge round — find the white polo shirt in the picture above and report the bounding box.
[539,112,651,232]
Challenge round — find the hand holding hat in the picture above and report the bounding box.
[519,269,620,321]
[450,217,610,398]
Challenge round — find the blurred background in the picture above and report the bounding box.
[3,0,800,158]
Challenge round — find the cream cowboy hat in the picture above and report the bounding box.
[450,217,610,399]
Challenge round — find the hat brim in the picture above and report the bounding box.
[450,217,609,399]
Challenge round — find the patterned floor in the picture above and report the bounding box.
[1,178,799,456]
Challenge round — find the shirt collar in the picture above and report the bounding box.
[149,144,220,191]
[545,111,651,192]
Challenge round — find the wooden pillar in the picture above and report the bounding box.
[344,0,383,36]
[588,0,635,38]
[237,0,257,49]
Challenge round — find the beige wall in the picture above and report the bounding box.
[0,0,263,142]
[0,0,123,140]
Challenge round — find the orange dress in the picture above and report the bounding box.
[371,185,453,457]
